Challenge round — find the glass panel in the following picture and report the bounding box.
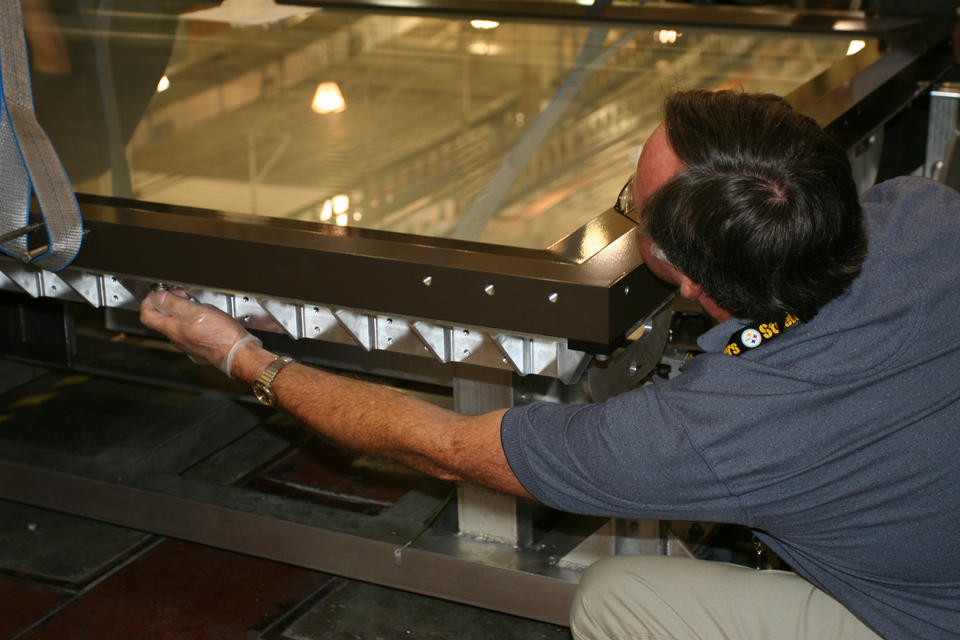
[27,3,870,248]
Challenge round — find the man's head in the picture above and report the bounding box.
[635,90,867,323]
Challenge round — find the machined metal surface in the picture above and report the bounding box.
[927,82,960,182]
[790,20,954,151]
[3,196,672,353]
[453,375,531,546]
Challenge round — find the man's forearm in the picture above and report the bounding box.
[232,341,531,498]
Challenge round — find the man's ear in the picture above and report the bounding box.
[679,276,735,323]
[678,275,703,300]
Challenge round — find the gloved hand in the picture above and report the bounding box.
[140,288,261,378]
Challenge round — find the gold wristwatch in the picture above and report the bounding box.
[252,355,294,406]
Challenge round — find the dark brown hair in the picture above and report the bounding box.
[644,90,867,322]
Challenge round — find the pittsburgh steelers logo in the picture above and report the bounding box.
[741,328,762,348]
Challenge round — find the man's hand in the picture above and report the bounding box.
[140,289,260,377]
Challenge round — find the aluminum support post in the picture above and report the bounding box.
[925,82,960,180]
[452,374,532,546]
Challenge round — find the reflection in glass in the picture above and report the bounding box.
[311,81,347,114]
[29,5,864,249]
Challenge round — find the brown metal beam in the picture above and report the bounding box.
[72,197,673,351]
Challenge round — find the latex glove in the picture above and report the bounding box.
[140,288,261,377]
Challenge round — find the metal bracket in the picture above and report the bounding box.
[585,298,673,402]
[926,82,960,182]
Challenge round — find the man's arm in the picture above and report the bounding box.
[140,289,532,499]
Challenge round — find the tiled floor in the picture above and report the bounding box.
[0,502,569,639]
[0,357,570,639]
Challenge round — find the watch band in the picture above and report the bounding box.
[252,355,293,407]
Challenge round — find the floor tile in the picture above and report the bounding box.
[0,501,153,586]
[0,575,71,638]
[281,580,570,640]
[22,539,332,640]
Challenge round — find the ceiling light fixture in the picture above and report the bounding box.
[470,19,500,30]
[311,82,346,114]
[846,40,866,56]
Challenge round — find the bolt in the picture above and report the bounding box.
[422,276,432,286]
[484,284,495,295]
[548,292,559,303]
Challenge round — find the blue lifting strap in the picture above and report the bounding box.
[0,0,83,272]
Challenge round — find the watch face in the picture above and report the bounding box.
[253,381,275,406]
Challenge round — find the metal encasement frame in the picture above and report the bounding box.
[0,2,956,625]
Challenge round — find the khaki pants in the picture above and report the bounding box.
[570,555,882,640]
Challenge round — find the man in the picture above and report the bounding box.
[141,90,960,639]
